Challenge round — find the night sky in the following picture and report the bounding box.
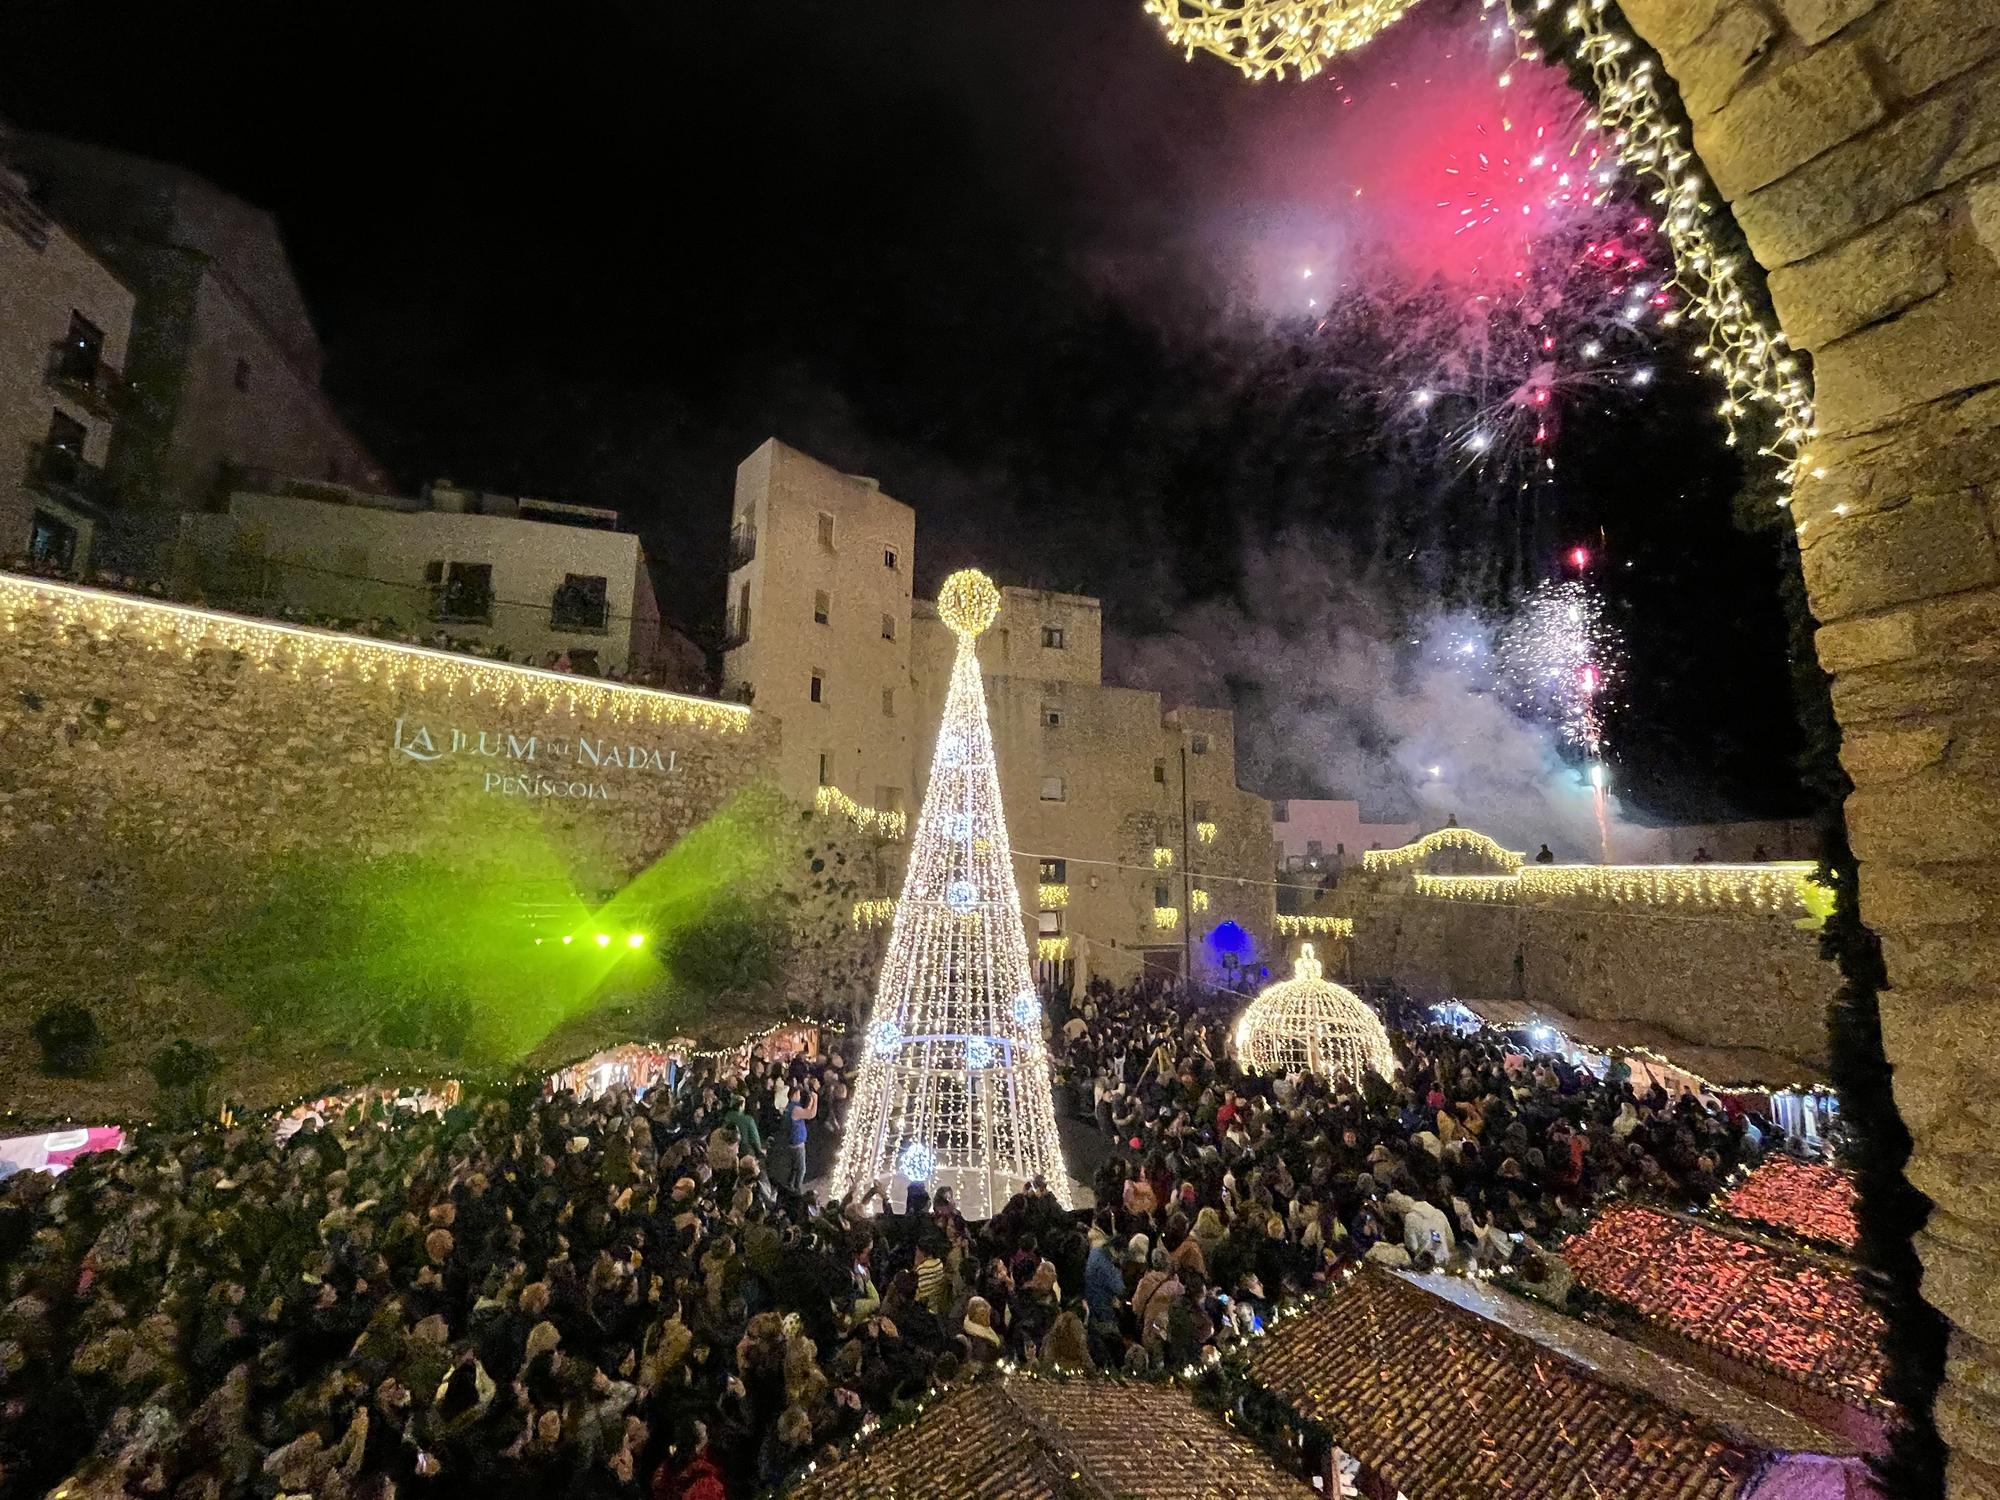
[0,0,1808,824]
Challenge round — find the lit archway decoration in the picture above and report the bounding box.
[1361,826,1525,873]
[1142,0,1426,79]
[1232,943,1397,1085]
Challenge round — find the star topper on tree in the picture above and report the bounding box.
[830,569,1071,1218]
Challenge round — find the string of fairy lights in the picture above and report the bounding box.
[1412,858,1823,911]
[1139,0,1820,515]
[830,571,1071,1216]
[813,785,909,840]
[0,573,753,732]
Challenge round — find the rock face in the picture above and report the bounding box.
[1347,886,1837,1070]
[0,577,782,1116]
[1600,1,2000,1489]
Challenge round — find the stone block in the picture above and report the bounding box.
[1971,176,2000,266]
[1693,40,1884,198]
[1919,1212,2000,1346]
[1839,720,1947,781]
[1775,0,1877,43]
[1918,584,2000,664]
[1831,658,1988,722]
[1815,607,1918,670]
[1815,262,2000,434]
[1674,5,1781,117]
[1619,0,1736,54]
[1734,62,2000,263]
[1867,0,2000,99]
[1799,488,1999,619]
[1766,199,1947,348]
[1847,771,2000,863]
[1860,861,1996,927]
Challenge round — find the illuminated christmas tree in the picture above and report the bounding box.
[831,569,1071,1218]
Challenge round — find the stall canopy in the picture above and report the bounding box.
[1454,994,1829,1091]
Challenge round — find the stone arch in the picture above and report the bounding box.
[1561,1,2000,1492]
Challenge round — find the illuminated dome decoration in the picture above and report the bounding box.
[1232,944,1397,1085]
[834,568,1070,1217]
[1144,0,1423,80]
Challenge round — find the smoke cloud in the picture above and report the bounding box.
[1106,534,1628,860]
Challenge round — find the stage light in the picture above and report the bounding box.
[626,932,644,949]
[595,932,611,948]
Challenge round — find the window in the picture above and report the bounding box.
[1037,910,1063,936]
[814,590,830,625]
[817,752,832,786]
[1039,776,1066,802]
[1193,799,1211,823]
[1042,704,1063,728]
[881,612,896,641]
[551,573,609,631]
[817,511,836,550]
[810,670,825,704]
[884,545,899,570]
[1191,732,1210,754]
[1155,883,1171,907]
[426,560,494,622]
[1273,800,1290,823]
[1041,626,1065,650]
[233,357,252,392]
[881,686,895,718]
[1153,760,1167,785]
[46,408,87,462]
[1039,858,1067,882]
[54,311,102,382]
[1307,839,1324,858]
[28,510,77,570]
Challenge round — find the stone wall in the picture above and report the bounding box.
[1347,884,1837,1070]
[0,574,781,1120]
[1592,1,2000,1488]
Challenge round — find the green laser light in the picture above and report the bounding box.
[626,932,645,949]
[595,933,611,948]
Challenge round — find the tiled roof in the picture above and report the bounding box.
[1564,1202,1887,1410]
[789,1374,1315,1500]
[1243,1266,1766,1500]
[1718,1157,1861,1251]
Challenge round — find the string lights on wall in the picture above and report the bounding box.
[0,573,754,731]
[1407,857,1822,912]
[1275,913,1356,938]
[850,898,897,930]
[1036,883,1070,908]
[1361,827,1526,873]
[830,570,1070,1218]
[814,785,909,840]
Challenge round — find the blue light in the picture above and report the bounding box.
[1011,991,1041,1028]
[867,1019,903,1057]
[897,1142,937,1182]
[945,880,979,914]
[965,1036,996,1069]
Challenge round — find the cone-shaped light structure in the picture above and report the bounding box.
[1232,943,1397,1087]
[831,569,1071,1217]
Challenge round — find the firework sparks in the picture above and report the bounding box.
[1493,577,1620,755]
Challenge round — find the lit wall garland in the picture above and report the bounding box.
[1143,0,1427,80]
[1195,820,1219,844]
[1361,827,1525,873]
[1154,905,1181,930]
[1510,0,1814,507]
[1037,936,1071,962]
[0,572,754,731]
[1036,882,1070,909]
[851,898,897,930]
[1153,845,1176,868]
[814,784,909,839]
[1409,860,1823,912]
[1275,913,1354,938]
[830,570,1070,1217]
[1191,887,1212,913]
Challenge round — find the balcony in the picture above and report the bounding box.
[25,442,115,515]
[722,604,751,651]
[726,522,757,571]
[45,342,122,420]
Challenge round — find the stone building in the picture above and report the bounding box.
[0,147,135,569]
[177,473,684,678]
[722,437,1275,987]
[1272,798,1420,874]
[0,135,383,531]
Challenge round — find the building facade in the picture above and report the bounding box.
[180,475,676,677]
[0,152,135,570]
[1,135,383,531]
[724,437,1275,987]
[721,439,918,808]
[1272,799,1420,876]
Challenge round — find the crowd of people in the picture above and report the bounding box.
[0,976,1791,1499]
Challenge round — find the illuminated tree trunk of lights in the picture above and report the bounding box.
[830,569,1071,1219]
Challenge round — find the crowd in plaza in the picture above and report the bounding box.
[0,975,1785,1500]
